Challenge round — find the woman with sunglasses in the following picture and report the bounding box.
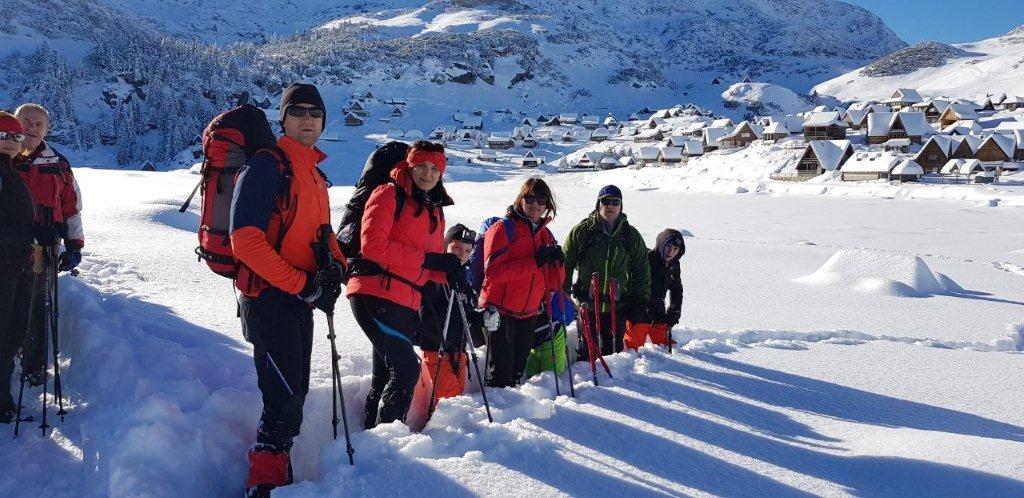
[347,140,459,428]
[479,178,564,388]
[0,111,37,422]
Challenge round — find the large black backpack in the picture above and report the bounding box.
[336,141,410,258]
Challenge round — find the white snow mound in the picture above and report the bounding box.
[794,249,957,297]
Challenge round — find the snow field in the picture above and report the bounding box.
[1,166,1022,497]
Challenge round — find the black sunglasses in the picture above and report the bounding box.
[600,198,621,207]
[0,131,25,142]
[286,106,325,118]
[523,195,548,206]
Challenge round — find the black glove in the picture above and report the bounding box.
[298,270,342,314]
[534,246,555,267]
[32,225,59,246]
[57,249,82,272]
[423,252,462,274]
[665,307,681,327]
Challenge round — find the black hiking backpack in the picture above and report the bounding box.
[336,141,411,258]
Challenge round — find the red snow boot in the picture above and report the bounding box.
[245,447,292,497]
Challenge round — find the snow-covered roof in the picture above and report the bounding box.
[659,147,683,160]
[842,152,901,173]
[720,121,762,140]
[884,88,923,103]
[385,129,404,139]
[915,135,954,159]
[898,112,931,136]
[943,120,983,135]
[844,109,870,125]
[599,156,618,165]
[652,109,673,119]
[811,105,829,113]
[488,132,512,140]
[941,158,983,174]
[603,115,618,125]
[636,146,660,160]
[683,140,704,155]
[592,128,610,137]
[618,156,635,166]
[981,133,1015,158]
[951,134,984,154]
[942,103,979,121]
[808,140,853,171]
[994,121,1024,132]
[711,118,735,128]
[666,135,689,147]
[891,159,924,175]
[884,138,912,148]
[803,111,847,127]
[763,121,789,135]
[345,112,361,120]
[702,127,729,144]
[581,114,600,124]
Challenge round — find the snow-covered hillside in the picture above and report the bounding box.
[814,24,1024,102]
[0,0,904,169]
[1,167,1022,497]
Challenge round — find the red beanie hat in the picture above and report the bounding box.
[0,114,23,135]
[406,147,446,175]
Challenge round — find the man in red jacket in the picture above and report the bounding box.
[229,83,346,498]
[14,103,84,386]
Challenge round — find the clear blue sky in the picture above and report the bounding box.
[842,0,1024,44]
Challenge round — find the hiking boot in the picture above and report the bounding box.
[245,446,291,497]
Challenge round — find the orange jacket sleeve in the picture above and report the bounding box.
[231,226,308,294]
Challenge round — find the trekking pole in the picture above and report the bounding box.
[590,273,604,356]
[14,270,40,437]
[50,251,66,421]
[608,278,619,355]
[544,294,560,397]
[316,225,354,465]
[455,290,493,423]
[39,246,54,437]
[579,306,598,386]
[326,314,355,465]
[428,288,457,415]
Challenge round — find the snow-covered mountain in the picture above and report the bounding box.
[0,0,905,168]
[813,24,1024,102]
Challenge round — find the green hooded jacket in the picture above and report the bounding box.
[562,212,650,309]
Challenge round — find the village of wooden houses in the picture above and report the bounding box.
[342,88,1024,185]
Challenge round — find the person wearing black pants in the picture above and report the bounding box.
[487,316,537,387]
[349,294,420,427]
[479,178,565,389]
[239,288,314,451]
[580,305,626,356]
[344,141,456,429]
[0,112,37,422]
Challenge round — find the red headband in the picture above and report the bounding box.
[406,148,447,175]
[0,115,23,135]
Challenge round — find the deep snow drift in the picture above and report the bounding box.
[0,165,1022,497]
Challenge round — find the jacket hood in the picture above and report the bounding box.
[655,228,685,263]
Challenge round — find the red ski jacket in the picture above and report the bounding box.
[480,208,564,318]
[230,136,345,297]
[345,167,448,311]
[15,142,84,248]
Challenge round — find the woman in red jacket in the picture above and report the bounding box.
[480,178,564,388]
[347,141,461,428]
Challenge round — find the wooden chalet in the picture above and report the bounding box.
[796,140,853,178]
[803,111,847,141]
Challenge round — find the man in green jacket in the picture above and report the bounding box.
[563,185,650,355]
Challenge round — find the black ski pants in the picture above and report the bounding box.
[0,246,32,407]
[486,314,536,388]
[240,288,314,451]
[350,294,419,428]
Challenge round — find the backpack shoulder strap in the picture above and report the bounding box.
[393,185,407,221]
[503,216,516,244]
